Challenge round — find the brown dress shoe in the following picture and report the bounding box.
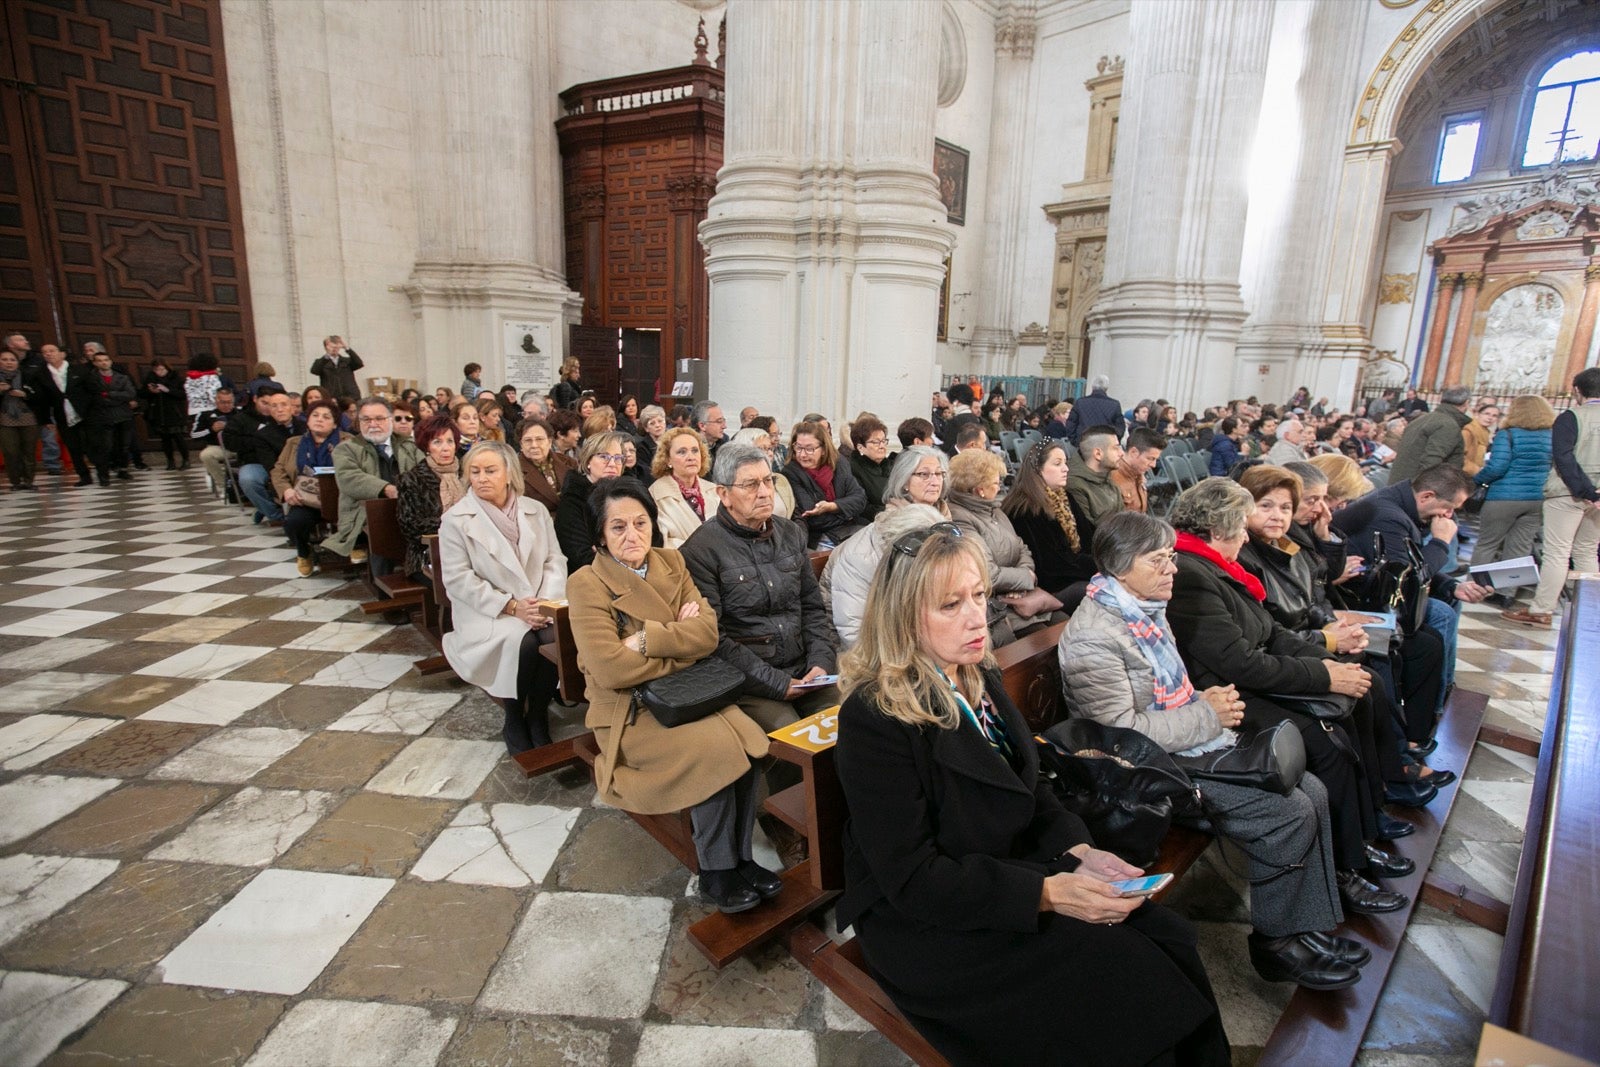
[1501,608,1552,628]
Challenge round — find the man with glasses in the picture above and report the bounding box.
[327,396,420,565]
[691,400,728,455]
[847,415,893,521]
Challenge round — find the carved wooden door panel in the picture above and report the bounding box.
[0,0,256,381]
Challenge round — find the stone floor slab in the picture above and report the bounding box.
[277,792,456,878]
[157,869,393,996]
[245,1000,456,1067]
[1,860,254,980]
[49,984,288,1067]
[43,720,213,777]
[409,803,578,888]
[0,855,119,948]
[633,1024,817,1067]
[29,782,223,857]
[364,737,503,800]
[0,775,122,847]
[479,892,670,1019]
[0,971,127,1067]
[148,727,307,783]
[317,881,520,1006]
[149,787,337,868]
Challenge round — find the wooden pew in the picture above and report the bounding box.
[358,497,427,615]
[1486,579,1600,1064]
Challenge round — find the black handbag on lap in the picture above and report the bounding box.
[1037,719,1202,868]
[614,606,746,728]
[1171,721,1306,796]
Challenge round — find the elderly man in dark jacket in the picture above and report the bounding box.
[1387,386,1471,483]
[1061,375,1125,446]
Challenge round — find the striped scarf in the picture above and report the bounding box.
[1085,574,1196,712]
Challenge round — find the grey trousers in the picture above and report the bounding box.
[690,766,759,870]
[1473,498,1543,570]
[1200,771,1343,938]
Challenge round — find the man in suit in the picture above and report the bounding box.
[328,395,421,566]
[309,335,364,404]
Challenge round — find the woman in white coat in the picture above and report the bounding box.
[441,440,568,754]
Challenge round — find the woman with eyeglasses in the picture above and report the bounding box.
[648,426,719,548]
[834,525,1230,1066]
[847,415,894,521]
[783,418,868,549]
[1062,510,1360,991]
[554,431,629,573]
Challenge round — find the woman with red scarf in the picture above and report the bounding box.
[1163,477,1412,919]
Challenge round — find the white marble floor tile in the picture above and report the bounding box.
[284,621,385,653]
[326,691,461,735]
[301,653,417,690]
[634,1025,817,1066]
[149,787,337,867]
[130,557,227,574]
[0,610,120,638]
[149,727,307,783]
[410,803,579,887]
[0,714,118,770]
[0,639,112,672]
[268,599,358,623]
[1404,924,1504,1015]
[1459,779,1534,833]
[0,854,120,947]
[135,573,235,594]
[479,892,671,1018]
[157,869,393,996]
[140,680,292,726]
[135,592,244,616]
[126,543,220,558]
[363,738,503,800]
[134,644,274,680]
[0,672,119,715]
[3,588,116,610]
[14,552,116,569]
[0,971,129,1067]
[246,1000,456,1067]
[0,775,122,847]
[12,569,119,589]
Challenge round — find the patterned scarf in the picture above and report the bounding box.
[1043,486,1081,552]
[1085,574,1195,712]
[1174,530,1266,602]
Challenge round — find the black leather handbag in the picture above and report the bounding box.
[614,606,746,728]
[1171,721,1306,796]
[1037,719,1202,868]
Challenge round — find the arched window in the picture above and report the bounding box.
[1522,50,1600,167]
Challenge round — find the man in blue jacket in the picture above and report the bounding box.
[1208,417,1246,476]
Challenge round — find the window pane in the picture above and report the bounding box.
[1437,118,1481,182]
[1523,87,1570,167]
[1561,79,1600,162]
[1539,50,1600,87]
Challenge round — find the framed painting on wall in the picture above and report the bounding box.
[934,139,969,225]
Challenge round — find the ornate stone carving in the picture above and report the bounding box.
[1377,273,1416,304]
[1446,169,1600,237]
[1096,55,1124,76]
[1516,211,1571,241]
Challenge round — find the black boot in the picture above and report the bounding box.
[500,698,534,755]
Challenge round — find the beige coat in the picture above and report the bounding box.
[439,493,567,698]
[567,549,768,814]
[649,475,719,548]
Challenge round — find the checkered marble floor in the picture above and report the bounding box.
[0,472,1554,1066]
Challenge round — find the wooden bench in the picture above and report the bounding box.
[1486,579,1600,1063]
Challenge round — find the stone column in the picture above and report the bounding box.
[1086,0,1273,411]
[969,4,1038,375]
[403,0,579,392]
[1564,265,1600,386]
[1442,271,1484,388]
[1418,273,1460,390]
[701,0,953,425]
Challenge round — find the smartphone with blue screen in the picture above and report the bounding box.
[1108,873,1174,898]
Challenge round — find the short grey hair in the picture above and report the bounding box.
[1169,477,1254,542]
[884,445,948,504]
[357,395,393,414]
[1092,511,1176,579]
[1440,386,1472,407]
[712,442,769,486]
[1283,460,1328,488]
[1090,375,1111,392]
[463,440,524,496]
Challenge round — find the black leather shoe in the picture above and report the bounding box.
[1337,870,1408,915]
[736,860,784,900]
[1300,931,1371,968]
[1248,931,1361,990]
[1375,813,1415,841]
[1364,843,1415,879]
[699,868,760,914]
[1384,780,1438,808]
[1408,738,1438,758]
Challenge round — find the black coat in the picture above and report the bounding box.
[835,675,1223,1067]
[553,469,597,573]
[781,458,868,547]
[139,369,187,434]
[1006,505,1096,597]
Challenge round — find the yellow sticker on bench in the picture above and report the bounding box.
[769,707,839,752]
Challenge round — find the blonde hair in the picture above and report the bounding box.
[948,449,1005,494]
[651,426,710,479]
[840,529,994,730]
[1307,453,1372,501]
[1503,395,1556,431]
